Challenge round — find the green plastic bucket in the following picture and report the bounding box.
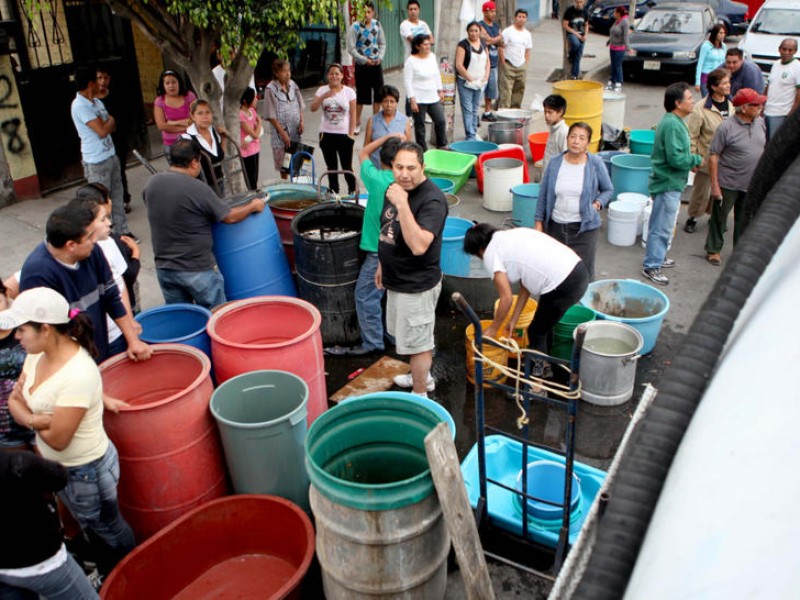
[305,394,450,598]
[210,370,309,510]
[551,305,596,360]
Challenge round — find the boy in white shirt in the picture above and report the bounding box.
[399,0,434,60]
[498,9,532,109]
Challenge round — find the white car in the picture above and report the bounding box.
[739,0,800,79]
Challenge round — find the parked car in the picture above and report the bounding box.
[739,0,800,77]
[623,3,717,79]
[589,0,656,34]
[668,0,749,34]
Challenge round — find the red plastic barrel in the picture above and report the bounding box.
[100,344,228,541]
[208,296,327,426]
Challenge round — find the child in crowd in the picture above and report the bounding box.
[182,99,226,194]
[542,94,569,175]
[239,87,263,190]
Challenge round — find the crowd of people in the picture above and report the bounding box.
[1,3,793,595]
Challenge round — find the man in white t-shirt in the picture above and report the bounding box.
[400,0,434,60]
[498,9,532,109]
[463,223,589,378]
[764,38,800,140]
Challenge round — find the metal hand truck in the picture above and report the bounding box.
[452,292,587,579]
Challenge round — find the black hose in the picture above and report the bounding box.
[571,111,800,599]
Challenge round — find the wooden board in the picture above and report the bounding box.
[330,356,410,403]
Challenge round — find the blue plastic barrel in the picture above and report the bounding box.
[212,205,297,301]
[511,183,541,228]
[430,177,455,194]
[135,303,212,358]
[611,154,652,199]
[441,217,474,277]
[450,140,499,177]
[597,150,627,176]
[580,278,670,354]
[629,130,655,155]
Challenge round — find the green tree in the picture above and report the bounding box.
[107,0,363,189]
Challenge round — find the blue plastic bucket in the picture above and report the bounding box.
[441,217,474,277]
[514,460,581,522]
[511,183,540,228]
[580,278,670,354]
[629,129,655,155]
[597,150,627,176]
[430,177,455,194]
[343,391,455,439]
[450,140,499,178]
[135,303,212,358]
[611,154,652,199]
[212,207,296,300]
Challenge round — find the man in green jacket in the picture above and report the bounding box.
[643,82,703,286]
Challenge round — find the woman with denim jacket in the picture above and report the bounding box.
[3,288,135,576]
[535,122,613,279]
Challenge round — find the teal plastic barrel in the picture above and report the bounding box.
[597,150,627,176]
[511,183,541,227]
[611,154,652,199]
[210,370,309,510]
[629,129,655,155]
[135,303,212,358]
[305,395,450,598]
[551,305,596,360]
[441,216,474,277]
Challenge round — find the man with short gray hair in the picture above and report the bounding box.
[764,38,800,140]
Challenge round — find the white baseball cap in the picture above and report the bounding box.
[0,287,71,330]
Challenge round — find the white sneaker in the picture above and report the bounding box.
[605,80,614,91]
[354,125,361,135]
[393,372,436,392]
[474,133,483,141]
[613,83,622,92]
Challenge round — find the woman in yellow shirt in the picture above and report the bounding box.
[3,287,135,571]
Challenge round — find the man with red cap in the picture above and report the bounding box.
[705,88,767,266]
[479,1,503,121]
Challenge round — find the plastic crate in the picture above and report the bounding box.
[423,149,477,193]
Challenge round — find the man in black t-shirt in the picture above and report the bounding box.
[143,139,266,309]
[563,0,588,79]
[377,142,447,397]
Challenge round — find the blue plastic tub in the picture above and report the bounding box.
[611,154,652,199]
[597,150,627,176]
[441,217,474,277]
[135,303,213,358]
[430,177,456,194]
[461,435,606,547]
[343,391,455,439]
[629,129,655,155]
[450,140,499,178]
[511,183,540,228]
[580,278,670,354]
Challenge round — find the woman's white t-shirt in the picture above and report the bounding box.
[482,228,580,298]
[404,54,442,104]
[316,85,357,134]
[552,159,586,224]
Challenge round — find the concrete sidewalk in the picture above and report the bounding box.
[0,18,611,310]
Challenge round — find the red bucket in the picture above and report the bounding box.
[528,131,550,163]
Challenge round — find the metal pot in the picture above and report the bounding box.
[487,121,524,147]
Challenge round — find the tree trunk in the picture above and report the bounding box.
[496,0,515,28]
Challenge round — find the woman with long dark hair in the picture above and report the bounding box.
[404,33,447,150]
[153,69,196,159]
[4,288,135,573]
[695,24,727,97]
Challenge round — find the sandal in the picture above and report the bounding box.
[707,253,721,266]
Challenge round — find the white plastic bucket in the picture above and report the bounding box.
[483,158,524,212]
[641,202,676,251]
[602,90,626,131]
[607,201,640,246]
[617,192,650,236]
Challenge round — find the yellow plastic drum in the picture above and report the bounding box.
[465,320,508,387]
[552,80,604,153]
[493,296,538,347]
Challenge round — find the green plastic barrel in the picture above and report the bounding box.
[305,394,450,599]
[551,305,596,360]
[210,370,309,511]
